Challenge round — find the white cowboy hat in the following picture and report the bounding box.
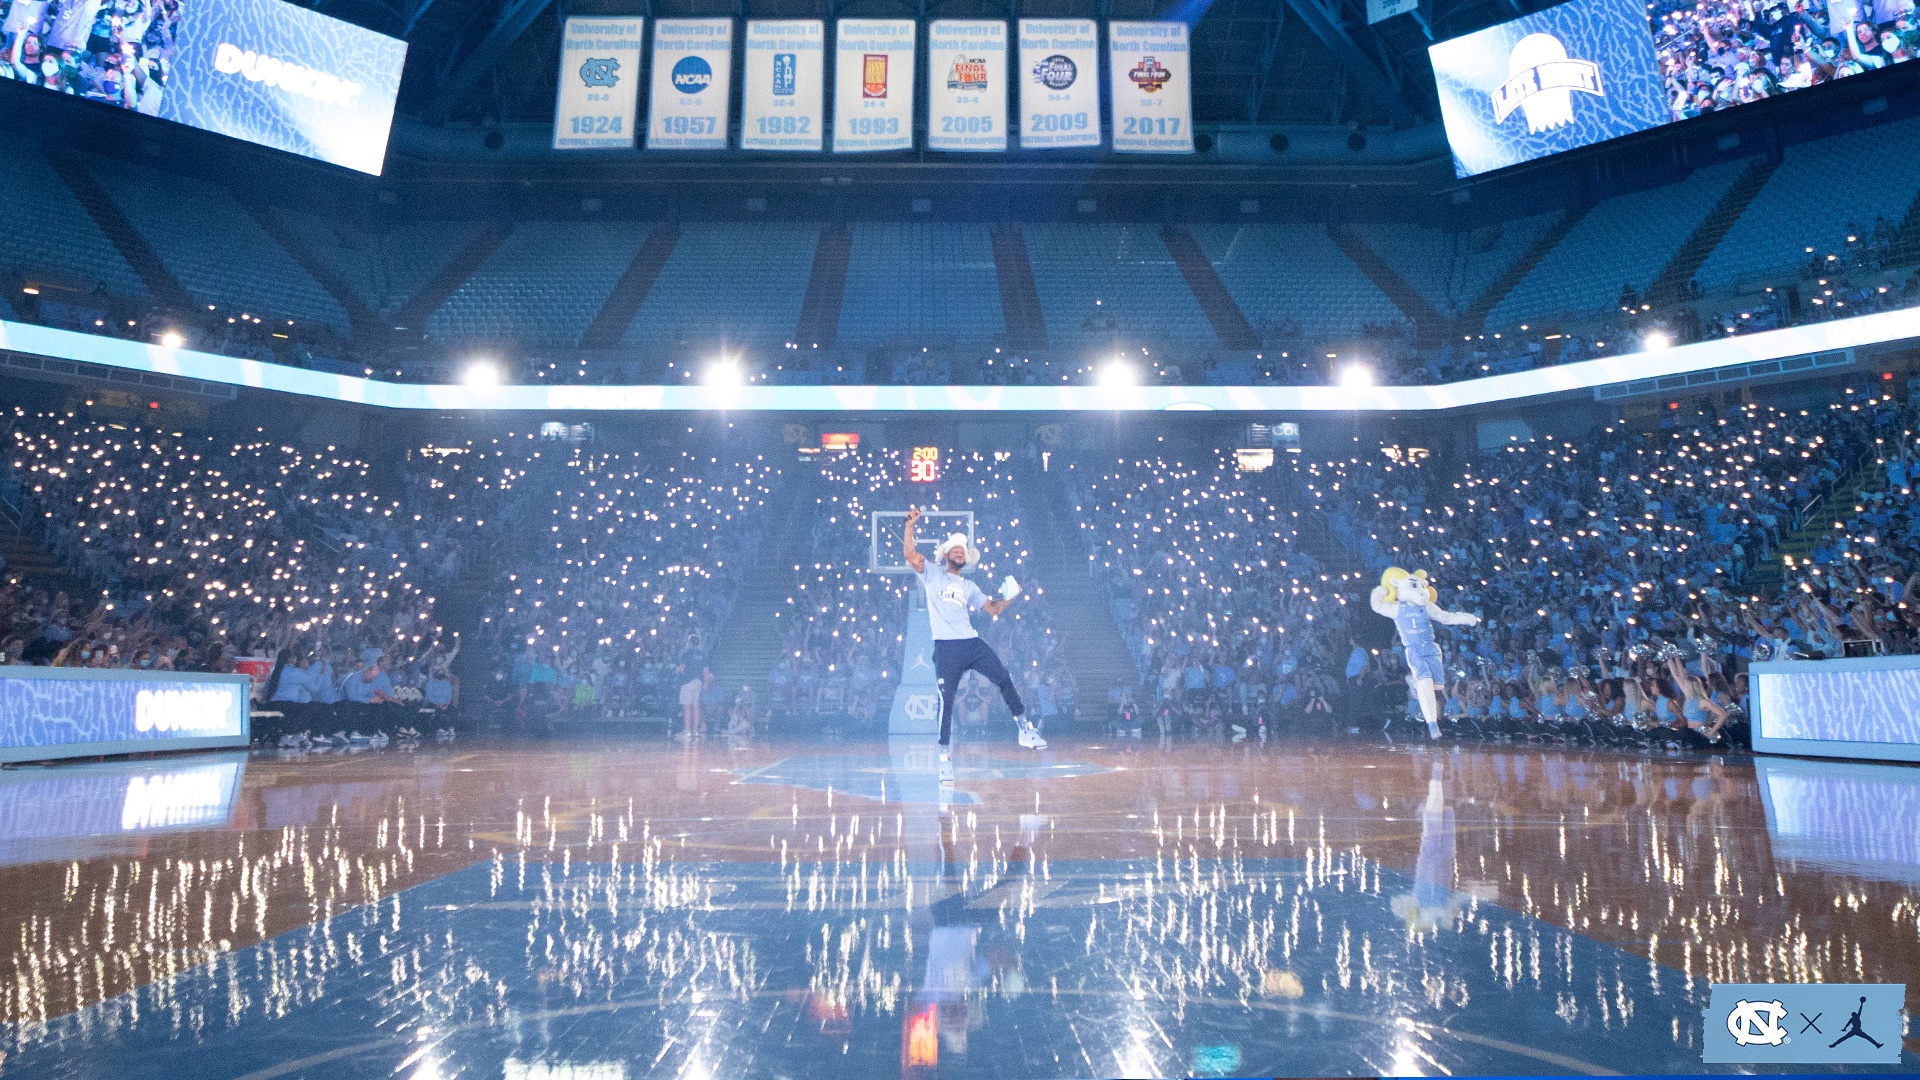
[935,532,980,568]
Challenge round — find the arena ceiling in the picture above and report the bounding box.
[298,0,1542,134]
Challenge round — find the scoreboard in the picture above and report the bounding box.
[908,446,941,483]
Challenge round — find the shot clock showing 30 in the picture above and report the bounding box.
[1109,21,1193,153]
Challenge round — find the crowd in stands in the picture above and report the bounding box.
[771,448,1075,737]
[1067,387,1916,750]
[1653,0,1918,120]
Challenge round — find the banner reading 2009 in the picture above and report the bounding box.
[742,20,824,151]
[648,18,732,150]
[927,20,1006,152]
[1108,21,1192,153]
[554,16,644,150]
[1018,20,1099,149]
[834,19,915,152]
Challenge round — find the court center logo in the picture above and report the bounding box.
[1725,999,1788,1047]
[1129,56,1170,92]
[670,54,712,94]
[1033,53,1076,89]
[1491,32,1602,133]
[578,56,620,88]
[947,55,989,91]
[905,694,938,722]
[772,51,796,95]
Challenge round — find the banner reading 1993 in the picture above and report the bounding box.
[1017,19,1100,149]
[927,20,1006,152]
[648,18,732,149]
[1108,21,1192,153]
[554,16,644,150]
[834,19,915,152]
[742,20,824,151]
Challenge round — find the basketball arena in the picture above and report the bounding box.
[1,0,1919,1075]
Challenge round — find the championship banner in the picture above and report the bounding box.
[927,20,1006,152]
[647,18,732,150]
[834,19,915,153]
[1108,21,1192,153]
[554,16,644,150]
[742,20,824,151]
[1017,19,1099,149]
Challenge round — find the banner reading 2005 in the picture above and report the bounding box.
[648,18,732,150]
[1018,20,1099,149]
[554,17,643,150]
[742,21,824,151]
[927,21,1006,152]
[834,19,915,152]
[1108,21,1192,153]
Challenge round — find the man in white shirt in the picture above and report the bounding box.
[903,507,1043,785]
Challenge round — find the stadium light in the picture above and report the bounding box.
[463,360,500,388]
[1642,329,1672,352]
[705,357,745,391]
[159,330,185,349]
[1338,363,1375,388]
[1098,359,1137,388]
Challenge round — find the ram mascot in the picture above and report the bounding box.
[1370,567,1481,740]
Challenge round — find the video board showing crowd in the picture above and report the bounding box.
[0,0,406,174]
[1431,0,1918,176]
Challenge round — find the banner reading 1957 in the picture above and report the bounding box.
[1108,21,1192,153]
[927,20,1006,152]
[648,18,732,149]
[742,20,824,151]
[834,19,915,152]
[1018,19,1100,149]
[554,16,644,150]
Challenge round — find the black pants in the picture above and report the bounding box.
[934,637,1024,746]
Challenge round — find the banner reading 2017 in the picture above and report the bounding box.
[554,17,644,150]
[834,19,915,152]
[648,18,732,150]
[1108,21,1192,153]
[927,20,1006,152]
[742,20,824,151]
[1018,19,1100,149]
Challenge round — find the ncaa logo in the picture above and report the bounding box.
[1033,53,1076,90]
[772,52,796,95]
[1725,999,1789,1047]
[671,55,712,94]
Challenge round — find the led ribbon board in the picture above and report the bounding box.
[0,668,251,764]
[1751,657,1920,764]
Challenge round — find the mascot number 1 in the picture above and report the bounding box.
[1370,567,1480,740]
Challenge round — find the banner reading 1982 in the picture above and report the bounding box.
[834,19,915,152]
[648,18,732,149]
[742,20,824,151]
[554,16,644,150]
[1017,19,1100,149]
[1108,21,1192,153]
[927,20,1006,152]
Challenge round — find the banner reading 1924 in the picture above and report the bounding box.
[1108,21,1192,153]
[554,16,644,150]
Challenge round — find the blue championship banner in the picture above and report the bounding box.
[1703,984,1905,1064]
[0,668,251,763]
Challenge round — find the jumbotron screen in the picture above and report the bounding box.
[0,0,406,174]
[1431,0,1919,176]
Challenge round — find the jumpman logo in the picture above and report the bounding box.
[1829,997,1883,1050]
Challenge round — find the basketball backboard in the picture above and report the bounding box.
[870,510,974,574]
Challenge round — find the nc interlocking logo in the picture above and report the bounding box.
[578,57,620,88]
[1703,984,1904,1063]
[904,694,938,722]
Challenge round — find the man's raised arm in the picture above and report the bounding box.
[903,506,926,573]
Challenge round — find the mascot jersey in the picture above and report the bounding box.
[1370,569,1477,684]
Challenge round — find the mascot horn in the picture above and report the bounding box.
[1370,567,1481,740]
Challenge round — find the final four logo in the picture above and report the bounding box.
[947,56,989,91]
[578,57,620,88]
[1491,32,1603,132]
[1129,56,1170,93]
[1033,53,1076,90]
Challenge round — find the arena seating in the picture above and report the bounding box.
[1024,224,1215,347]
[1695,115,1920,293]
[1190,224,1407,342]
[271,213,483,319]
[92,164,351,331]
[428,222,652,346]
[1352,214,1558,318]
[1487,159,1752,328]
[0,151,147,301]
[624,223,820,349]
[837,224,1005,345]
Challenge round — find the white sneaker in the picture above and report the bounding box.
[938,751,954,785]
[1017,722,1047,750]
[1427,720,1442,740]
